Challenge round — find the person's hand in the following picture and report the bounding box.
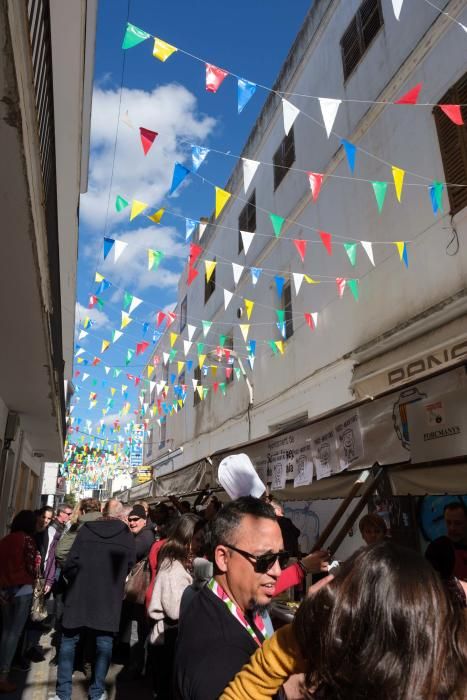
[300,550,329,574]
[44,583,51,595]
[307,574,334,597]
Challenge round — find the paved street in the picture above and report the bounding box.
[4,630,153,700]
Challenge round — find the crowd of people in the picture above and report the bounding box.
[0,492,466,699]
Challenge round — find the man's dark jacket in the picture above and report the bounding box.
[174,585,258,699]
[134,523,155,561]
[62,519,135,632]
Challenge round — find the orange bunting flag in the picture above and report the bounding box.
[319,231,332,255]
[139,127,158,155]
[394,83,422,105]
[293,239,307,262]
[307,172,324,201]
[206,64,229,93]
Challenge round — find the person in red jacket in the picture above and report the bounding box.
[0,510,38,693]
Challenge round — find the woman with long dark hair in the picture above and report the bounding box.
[147,513,203,698]
[0,510,38,693]
[221,541,467,699]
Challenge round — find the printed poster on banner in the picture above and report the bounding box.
[335,412,364,472]
[312,424,339,480]
[130,424,144,467]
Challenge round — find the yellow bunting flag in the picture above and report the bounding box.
[215,187,231,219]
[178,399,183,408]
[395,241,405,261]
[148,208,165,224]
[392,166,405,202]
[101,340,110,353]
[177,361,185,375]
[197,386,204,401]
[205,260,217,282]
[147,366,155,378]
[275,341,285,354]
[130,199,148,221]
[95,272,104,283]
[198,354,206,368]
[304,275,320,284]
[110,387,116,396]
[211,365,217,377]
[240,324,250,342]
[153,37,178,62]
[121,311,132,329]
[170,332,178,348]
[244,299,254,320]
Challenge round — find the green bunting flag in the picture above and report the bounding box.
[269,213,285,238]
[148,249,164,271]
[197,342,204,355]
[115,195,129,212]
[276,309,285,324]
[269,340,279,355]
[348,279,359,301]
[344,243,358,266]
[219,335,227,348]
[125,349,134,366]
[219,383,227,396]
[372,181,388,213]
[123,291,133,310]
[122,23,150,50]
[202,320,212,337]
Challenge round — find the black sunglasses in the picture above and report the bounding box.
[128,517,142,523]
[224,544,290,574]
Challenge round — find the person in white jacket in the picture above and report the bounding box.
[148,514,204,698]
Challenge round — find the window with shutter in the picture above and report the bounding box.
[341,0,383,81]
[204,257,216,304]
[434,72,467,216]
[273,127,296,190]
[282,282,294,340]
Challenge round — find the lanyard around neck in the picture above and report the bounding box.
[208,578,268,647]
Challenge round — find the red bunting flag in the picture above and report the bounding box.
[213,382,219,393]
[156,311,166,327]
[319,231,333,255]
[394,83,422,105]
[74,371,80,378]
[336,278,346,297]
[92,357,101,366]
[439,104,464,126]
[307,172,324,201]
[136,341,149,356]
[189,243,203,264]
[293,239,307,262]
[166,312,177,327]
[304,313,315,330]
[224,349,231,362]
[88,295,98,308]
[225,367,233,380]
[206,63,229,93]
[139,127,158,155]
[135,377,141,386]
[187,265,199,286]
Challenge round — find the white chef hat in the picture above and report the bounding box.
[217,453,266,500]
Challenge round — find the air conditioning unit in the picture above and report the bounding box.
[4,413,20,444]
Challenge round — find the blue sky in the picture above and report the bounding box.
[72,0,311,448]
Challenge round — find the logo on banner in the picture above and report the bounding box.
[392,387,427,450]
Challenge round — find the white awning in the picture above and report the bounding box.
[153,459,213,498]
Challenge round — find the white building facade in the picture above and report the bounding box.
[143,0,467,499]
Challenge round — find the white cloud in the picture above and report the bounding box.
[75,302,110,329]
[80,83,216,230]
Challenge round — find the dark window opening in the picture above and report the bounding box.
[340,0,383,81]
[204,257,216,304]
[282,281,294,340]
[180,295,187,332]
[273,127,295,190]
[238,191,256,253]
[193,366,202,406]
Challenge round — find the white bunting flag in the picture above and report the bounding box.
[391,0,404,20]
[318,98,342,138]
[242,158,260,193]
[240,230,255,255]
[75,348,85,357]
[192,378,199,390]
[224,289,233,310]
[82,373,89,382]
[311,312,318,328]
[149,381,156,395]
[104,366,111,374]
[187,324,196,341]
[128,295,142,315]
[292,273,304,296]
[199,222,207,240]
[163,352,170,365]
[361,241,375,266]
[282,99,300,136]
[78,330,88,340]
[114,240,128,262]
[121,110,134,129]
[183,340,192,356]
[112,330,123,343]
[232,263,244,286]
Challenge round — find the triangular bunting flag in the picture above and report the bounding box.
[395,83,422,105]
[348,279,359,301]
[395,242,409,268]
[244,299,254,320]
[187,266,198,286]
[121,311,132,329]
[115,195,129,212]
[128,295,142,315]
[206,64,229,93]
[187,324,196,341]
[103,238,115,260]
[341,140,356,173]
[282,99,300,136]
[270,213,285,237]
[121,110,134,129]
[198,354,206,369]
[336,278,346,297]
[148,208,165,224]
[170,163,190,194]
[319,231,332,256]
[170,332,178,348]
[391,0,404,19]
[344,242,358,266]
[429,181,444,215]
[152,37,177,62]
[202,321,212,337]
[189,243,203,265]
[242,158,260,193]
[361,241,375,266]
[197,386,204,401]
[274,276,285,298]
[293,239,307,263]
[205,260,217,282]
[139,127,158,155]
[319,97,341,137]
[307,172,323,202]
[199,220,208,239]
[269,340,279,355]
[156,311,166,327]
[224,289,233,310]
[392,166,405,202]
[186,218,197,241]
[275,341,284,355]
[122,22,150,50]
[439,104,464,126]
[304,312,318,330]
[78,330,88,340]
[372,181,388,213]
[232,263,244,286]
[183,340,192,356]
[163,353,170,366]
[238,78,256,113]
[191,145,209,172]
[148,249,164,271]
[130,199,148,221]
[293,273,304,295]
[136,341,149,355]
[215,187,231,219]
[239,324,250,342]
[240,230,255,255]
[114,240,128,262]
[251,268,262,286]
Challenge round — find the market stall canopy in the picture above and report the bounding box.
[153,458,212,498]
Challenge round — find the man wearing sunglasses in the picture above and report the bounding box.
[175,496,289,700]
